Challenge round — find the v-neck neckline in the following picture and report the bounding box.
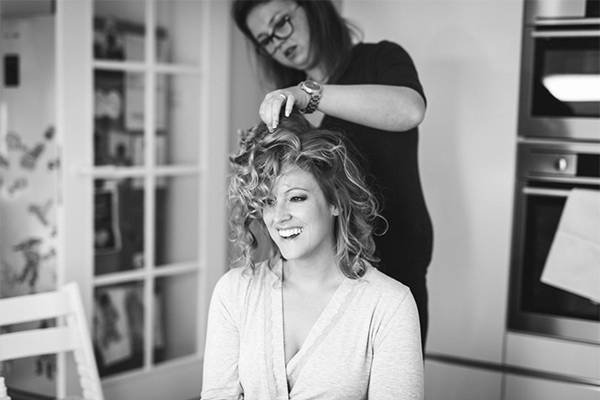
[267,259,359,393]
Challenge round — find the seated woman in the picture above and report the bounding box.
[201,110,423,400]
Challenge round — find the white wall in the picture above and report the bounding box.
[341,0,523,362]
[229,23,264,154]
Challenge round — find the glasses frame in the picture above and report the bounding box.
[255,5,300,56]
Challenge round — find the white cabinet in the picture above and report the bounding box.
[502,332,600,400]
[504,332,600,382]
[505,375,600,400]
[1,1,231,399]
[424,359,503,400]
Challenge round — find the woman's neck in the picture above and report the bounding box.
[283,256,343,291]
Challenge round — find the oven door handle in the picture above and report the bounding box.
[532,30,600,38]
[523,187,570,197]
[534,17,600,26]
[524,187,600,196]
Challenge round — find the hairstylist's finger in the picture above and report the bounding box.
[258,100,273,131]
[271,93,287,130]
[284,94,295,117]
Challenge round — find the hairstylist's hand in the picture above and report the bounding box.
[259,86,310,131]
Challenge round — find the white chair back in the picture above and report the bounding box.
[0,282,104,400]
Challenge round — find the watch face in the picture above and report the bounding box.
[304,80,321,91]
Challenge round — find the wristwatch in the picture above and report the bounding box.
[299,80,323,114]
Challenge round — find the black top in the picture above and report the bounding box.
[321,41,433,281]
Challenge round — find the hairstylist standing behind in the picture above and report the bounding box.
[232,0,433,348]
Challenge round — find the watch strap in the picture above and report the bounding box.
[299,81,322,114]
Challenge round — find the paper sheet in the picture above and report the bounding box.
[541,188,600,303]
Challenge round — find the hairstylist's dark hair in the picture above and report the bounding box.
[228,110,381,279]
[231,0,361,89]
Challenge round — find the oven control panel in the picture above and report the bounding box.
[518,141,600,179]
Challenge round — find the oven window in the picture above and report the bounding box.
[521,193,600,321]
[532,36,600,118]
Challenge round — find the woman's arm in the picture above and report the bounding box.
[368,292,424,399]
[261,83,425,132]
[201,274,244,400]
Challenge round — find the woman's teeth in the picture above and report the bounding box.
[279,228,302,238]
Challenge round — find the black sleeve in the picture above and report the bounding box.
[372,40,426,104]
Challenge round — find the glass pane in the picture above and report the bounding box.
[93,281,145,377]
[155,73,169,166]
[94,0,146,62]
[96,71,169,168]
[156,175,199,266]
[94,179,145,275]
[95,71,145,166]
[532,37,600,118]
[155,273,198,363]
[521,194,600,321]
[165,74,201,165]
[156,0,202,65]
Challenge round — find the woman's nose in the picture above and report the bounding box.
[273,202,291,223]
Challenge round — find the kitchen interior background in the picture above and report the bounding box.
[1,0,599,399]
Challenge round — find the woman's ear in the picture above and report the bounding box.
[331,205,339,216]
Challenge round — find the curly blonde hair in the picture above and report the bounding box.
[228,111,383,279]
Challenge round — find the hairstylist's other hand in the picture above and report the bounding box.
[260,86,310,131]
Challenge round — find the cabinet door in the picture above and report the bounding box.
[57,0,230,399]
[424,359,503,400]
[504,375,600,400]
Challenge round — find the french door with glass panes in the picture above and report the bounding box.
[56,1,230,398]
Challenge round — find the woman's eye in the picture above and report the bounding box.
[265,197,276,207]
[290,196,306,202]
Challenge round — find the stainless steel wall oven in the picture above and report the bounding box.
[508,141,600,344]
[509,0,600,345]
[518,0,599,141]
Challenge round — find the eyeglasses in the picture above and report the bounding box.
[256,6,300,56]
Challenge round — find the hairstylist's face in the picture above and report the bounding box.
[262,164,338,266]
[246,0,315,72]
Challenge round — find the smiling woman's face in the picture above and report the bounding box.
[262,164,338,265]
[246,0,316,72]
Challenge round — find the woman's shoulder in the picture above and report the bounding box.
[358,265,412,301]
[349,40,415,73]
[350,266,417,325]
[354,40,407,55]
[216,259,279,291]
